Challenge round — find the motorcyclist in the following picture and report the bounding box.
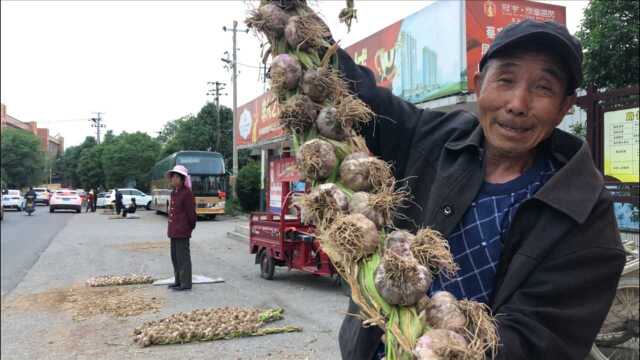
[24,187,37,214]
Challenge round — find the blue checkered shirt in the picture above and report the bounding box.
[428,155,557,304]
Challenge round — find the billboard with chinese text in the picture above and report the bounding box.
[236,91,283,147]
[465,0,566,91]
[345,0,466,103]
[236,0,567,148]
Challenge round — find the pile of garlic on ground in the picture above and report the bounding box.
[133,307,301,347]
[86,274,154,287]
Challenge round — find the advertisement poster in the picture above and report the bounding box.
[272,157,300,183]
[268,164,282,213]
[465,0,566,91]
[236,91,284,147]
[268,157,301,213]
[345,0,465,103]
[604,108,639,183]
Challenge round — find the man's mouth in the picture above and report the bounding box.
[495,120,532,134]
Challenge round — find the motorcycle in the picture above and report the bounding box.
[24,197,35,216]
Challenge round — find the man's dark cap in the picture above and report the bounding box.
[479,19,583,94]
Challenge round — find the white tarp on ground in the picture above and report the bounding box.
[152,275,225,286]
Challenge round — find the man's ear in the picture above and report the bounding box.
[473,71,484,94]
[555,94,577,127]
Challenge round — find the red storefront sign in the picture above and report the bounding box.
[465,0,566,91]
[236,91,284,147]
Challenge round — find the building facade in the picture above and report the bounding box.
[0,103,64,158]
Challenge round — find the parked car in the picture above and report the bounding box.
[105,188,152,210]
[2,190,24,211]
[33,187,51,205]
[49,189,82,213]
[96,192,108,208]
[77,189,87,203]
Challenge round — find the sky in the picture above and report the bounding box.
[1,0,588,149]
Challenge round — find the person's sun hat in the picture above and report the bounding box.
[166,165,192,189]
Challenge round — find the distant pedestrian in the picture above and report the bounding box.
[86,190,94,213]
[121,198,137,218]
[115,189,124,215]
[91,189,97,212]
[166,165,196,291]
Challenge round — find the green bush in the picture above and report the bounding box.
[236,161,261,212]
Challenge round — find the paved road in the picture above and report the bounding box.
[1,205,76,296]
[1,210,347,359]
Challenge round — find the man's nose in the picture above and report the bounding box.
[506,85,529,117]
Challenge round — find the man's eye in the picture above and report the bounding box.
[536,84,554,93]
[497,78,513,84]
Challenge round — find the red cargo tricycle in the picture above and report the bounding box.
[249,191,347,291]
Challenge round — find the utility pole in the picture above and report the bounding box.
[89,112,105,144]
[207,81,227,152]
[222,20,249,198]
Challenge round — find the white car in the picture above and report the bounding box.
[2,190,24,211]
[105,188,152,210]
[96,192,109,208]
[33,187,51,205]
[49,189,82,213]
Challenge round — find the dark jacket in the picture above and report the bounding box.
[168,186,197,238]
[335,49,626,360]
[115,190,123,205]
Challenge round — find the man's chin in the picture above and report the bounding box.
[488,139,535,158]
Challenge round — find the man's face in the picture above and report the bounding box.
[474,51,576,157]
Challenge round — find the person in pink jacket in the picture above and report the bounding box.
[166,165,196,291]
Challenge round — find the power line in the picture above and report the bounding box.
[89,112,105,144]
[207,81,227,152]
[222,20,249,198]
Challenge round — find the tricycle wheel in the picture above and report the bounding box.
[259,250,275,280]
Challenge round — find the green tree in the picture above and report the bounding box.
[55,136,97,187]
[102,130,116,145]
[569,121,587,139]
[236,161,261,212]
[101,132,161,192]
[77,146,104,191]
[576,0,639,88]
[0,128,45,187]
[157,102,236,170]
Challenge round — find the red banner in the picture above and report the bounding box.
[465,0,566,91]
[345,21,403,89]
[271,157,300,183]
[236,91,284,147]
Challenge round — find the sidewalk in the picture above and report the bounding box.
[1,211,346,360]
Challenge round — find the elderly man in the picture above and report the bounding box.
[337,20,626,360]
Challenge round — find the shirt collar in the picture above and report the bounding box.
[534,130,603,224]
[445,124,602,223]
[444,125,485,152]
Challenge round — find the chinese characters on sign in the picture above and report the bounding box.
[604,108,640,183]
[465,0,566,91]
[236,91,283,147]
